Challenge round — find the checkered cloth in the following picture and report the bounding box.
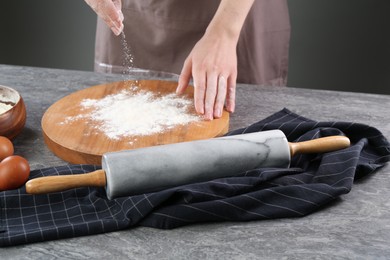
[1,108,389,246]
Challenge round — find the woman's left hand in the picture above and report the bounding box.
[176,0,254,120]
[176,31,238,120]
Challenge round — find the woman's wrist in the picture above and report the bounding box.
[206,0,255,43]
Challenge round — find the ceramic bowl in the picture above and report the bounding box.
[0,85,27,139]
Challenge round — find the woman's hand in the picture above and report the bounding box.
[176,30,238,120]
[176,0,254,120]
[84,0,124,35]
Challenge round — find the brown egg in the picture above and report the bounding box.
[0,136,14,161]
[0,155,30,191]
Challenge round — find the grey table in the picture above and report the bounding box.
[1,64,389,259]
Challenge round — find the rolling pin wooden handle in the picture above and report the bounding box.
[289,135,351,157]
[25,169,106,195]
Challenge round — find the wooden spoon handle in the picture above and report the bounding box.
[25,169,106,194]
[289,136,350,157]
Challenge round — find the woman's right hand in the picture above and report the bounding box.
[84,0,124,35]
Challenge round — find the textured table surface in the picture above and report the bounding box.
[0,64,389,259]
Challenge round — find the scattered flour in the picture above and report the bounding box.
[63,88,200,140]
[121,32,134,77]
[120,31,139,88]
[62,32,199,140]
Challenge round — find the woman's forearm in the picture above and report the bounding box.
[206,0,255,42]
[177,0,255,119]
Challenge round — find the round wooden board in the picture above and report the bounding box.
[42,80,229,165]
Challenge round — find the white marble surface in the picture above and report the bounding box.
[0,64,389,259]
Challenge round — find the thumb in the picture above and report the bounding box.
[112,0,124,21]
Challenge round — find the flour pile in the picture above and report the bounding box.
[64,89,200,140]
[0,102,13,114]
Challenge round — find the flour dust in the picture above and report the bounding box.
[62,89,200,140]
[120,31,138,87]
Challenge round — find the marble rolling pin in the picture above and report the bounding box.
[26,130,350,199]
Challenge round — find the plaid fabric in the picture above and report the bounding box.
[1,108,389,246]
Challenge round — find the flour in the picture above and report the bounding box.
[62,33,199,139]
[64,88,200,140]
[0,102,13,114]
[121,32,134,76]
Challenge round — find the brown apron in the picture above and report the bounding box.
[94,0,290,86]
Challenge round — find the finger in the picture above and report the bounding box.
[88,0,123,35]
[105,17,123,36]
[176,58,192,95]
[104,2,123,35]
[225,75,236,113]
[110,23,123,36]
[213,75,227,118]
[192,70,206,115]
[112,0,124,21]
[204,73,218,120]
[113,0,122,10]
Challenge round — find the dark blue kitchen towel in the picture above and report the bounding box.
[1,108,389,246]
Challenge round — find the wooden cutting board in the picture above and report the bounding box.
[42,80,229,165]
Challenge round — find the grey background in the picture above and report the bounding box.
[0,0,389,95]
